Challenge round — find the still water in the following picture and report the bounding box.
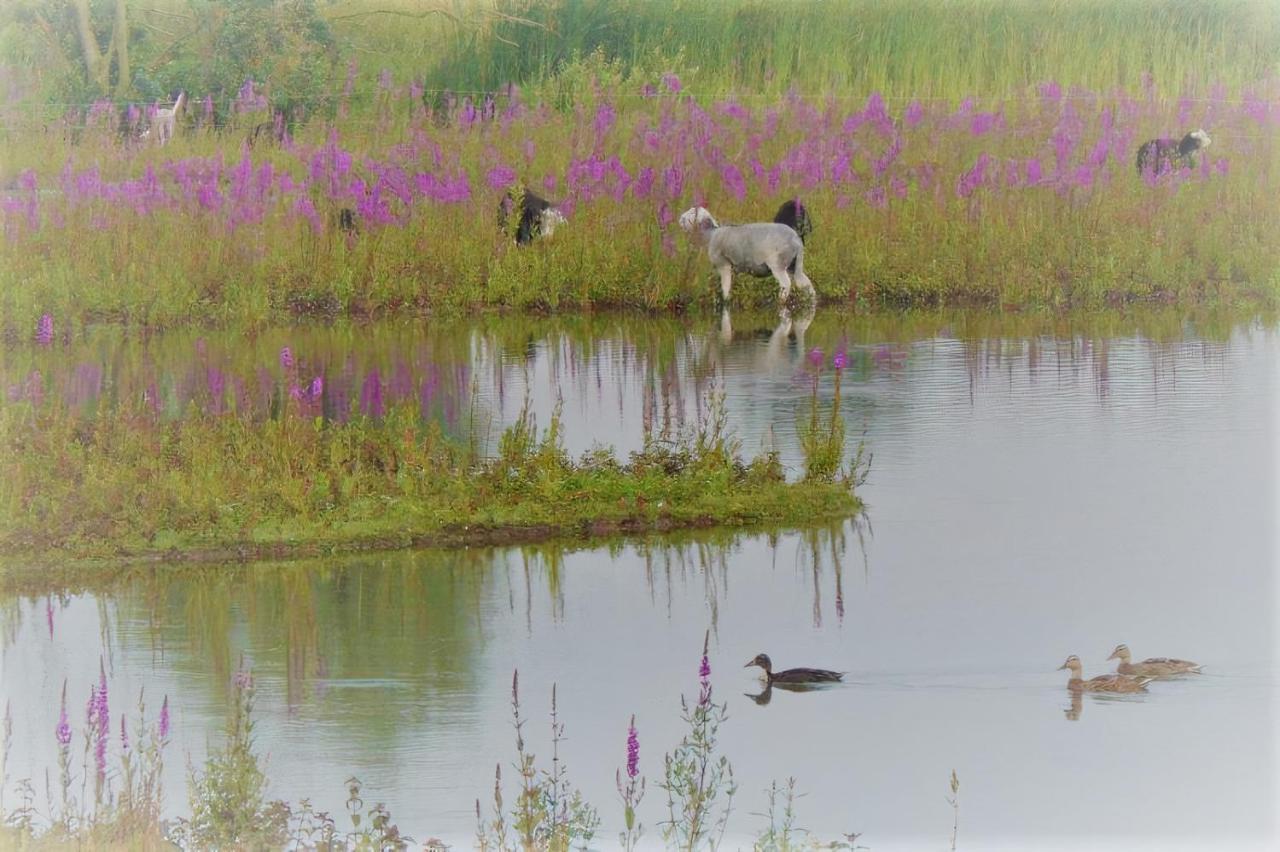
[2,309,1277,850]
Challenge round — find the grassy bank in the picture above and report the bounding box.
[0,381,861,564]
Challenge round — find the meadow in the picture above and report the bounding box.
[1,1,1278,337]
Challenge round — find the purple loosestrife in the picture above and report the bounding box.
[957,153,990,198]
[1026,158,1044,185]
[627,719,640,779]
[904,99,925,127]
[35,313,53,345]
[56,686,72,746]
[120,713,129,752]
[661,73,682,94]
[158,696,170,742]
[486,165,518,190]
[698,648,712,707]
[807,347,824,369]
[280,346,294,371]
[360,368,384,418]
[833,347,849,370]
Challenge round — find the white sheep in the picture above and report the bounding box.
[679,206,815,305]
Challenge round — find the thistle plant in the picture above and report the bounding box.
[661,630,736,851]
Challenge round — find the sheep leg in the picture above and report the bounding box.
[791,251,817,300]
[718,265,735,304]
[767,260,793,303]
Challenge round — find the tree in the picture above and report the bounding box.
[71,0,130,97]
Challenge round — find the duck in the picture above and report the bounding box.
[1058,655,1152,693]
[1107,644,1201,677]
[745,653,843,685]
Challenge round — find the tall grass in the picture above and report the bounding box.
[351,0,1280,102]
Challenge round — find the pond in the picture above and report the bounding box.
[2,308,1276,850]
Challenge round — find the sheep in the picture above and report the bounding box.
[1135,129,1211,176]
[140,92,185,146]
[678,206,815,305]
[498,189,567,244]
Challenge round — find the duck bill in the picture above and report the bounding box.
[1105,651,1119,661]
[743,661,755,668]
[1056,662,1069,671]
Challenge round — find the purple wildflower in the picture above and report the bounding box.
[1026,158,1043,185]
[309,375,324,401]
[833,347,848,370]
[698,653,711,682]
[55,686,71,746]
[486,165,518,190]
[233,669,253,691]
[360,368,384,418]
[807,347,824,368]
[904,100,924,127]
[661,73,682,94]
[280,346,294,370]
[626,717,639,779]
[378,68,393,91]
[120,713,129,752]
[36,314,53,345]
[158,695,170,741]
[957,153,990,197]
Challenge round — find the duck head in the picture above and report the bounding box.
[1057,655,1083,677]
[1106,644,1131,663]
[744,653,773,675]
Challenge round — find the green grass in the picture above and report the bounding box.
[319,0,1279,103]
[0,392,860,566]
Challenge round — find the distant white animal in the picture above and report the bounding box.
[141,92,185,146]
[679,206,815,305]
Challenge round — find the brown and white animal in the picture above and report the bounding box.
[1058,655,1152,693]
[679,206,815,305]
[141,92,185,147]
[1106,644,1201,677]
[1135,129,1211,175]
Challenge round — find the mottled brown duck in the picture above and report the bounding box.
[745,653,843,685]
[1058,655,1152,693]
[1107,644,1202,677]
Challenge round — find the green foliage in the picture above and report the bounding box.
[174,666,289,849]
[0,382,859,563]
[660,631,736,851]
[424,0,1279,99]
[476,672,599,851]
[161,0,339,121]
[799,371,847,483]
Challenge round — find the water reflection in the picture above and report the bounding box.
[1,308,1275,847]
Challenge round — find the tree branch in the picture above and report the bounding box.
[71,0,106,92]
[113,0,130,98]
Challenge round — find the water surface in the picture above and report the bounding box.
[2,309,1277,850]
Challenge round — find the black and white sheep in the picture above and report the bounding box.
[1135,129,1211,175]
[498,189,567,244]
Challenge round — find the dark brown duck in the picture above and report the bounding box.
[745,653,844,684]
